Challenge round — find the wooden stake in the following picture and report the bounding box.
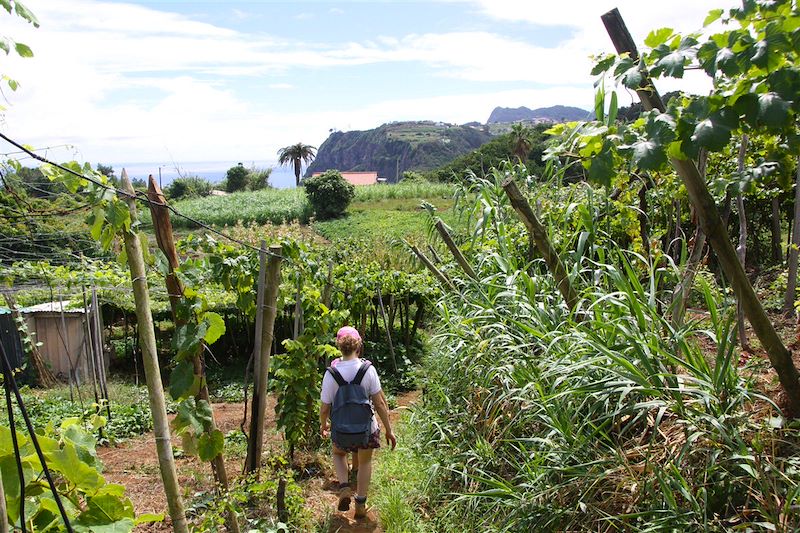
[91,288,111,417]
[245,245,283,476]
[785,157,800,313]
[376,286,397,372]
[434,219,477,279]
[602,8,800,415]
[735,136,751,350]
[502,178,581,316]
[120,170,189,533]
[410,245,455,291]
[146,177,239,532]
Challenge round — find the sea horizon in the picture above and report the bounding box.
[113,160,298,189]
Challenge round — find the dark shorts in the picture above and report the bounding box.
[333,429,381,453]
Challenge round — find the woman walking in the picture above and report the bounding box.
[320,326,397,519]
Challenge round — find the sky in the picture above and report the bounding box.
[1,0,730,179]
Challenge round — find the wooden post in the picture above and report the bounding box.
[245,245,283,476]
[502,178,581,316]
[434,219,477,279]
[376,286,397,372]
[120,170,189,533]
[427,244,443,264]
[81,288,100,405]
[146,177,239,532]
[322,261,334,309]
[735,136,751,350]
[249,241,267,430]
[785,157,800,313]
[602,8,800,415]
[410,245,456,291]
[91,287,111,417]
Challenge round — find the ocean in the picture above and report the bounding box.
[115,161,299,189]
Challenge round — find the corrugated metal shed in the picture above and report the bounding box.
[21,300,108,385]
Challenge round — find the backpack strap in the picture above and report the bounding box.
[326,366,347,387]
[352,361,372,386]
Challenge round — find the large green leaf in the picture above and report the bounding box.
[631,140,667,170]
[692,109,738,151]
[47,441,105,492]
[758,92,791,129]
[197,429,224,461]
[704,8,724,27]
[169,359,199,400]
[201,311,226,344]
[645,28,674,48]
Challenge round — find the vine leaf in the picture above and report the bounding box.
[198,429,224,461]
[758,92,790,129]
[645,28,674,49]
[170,359,199,400]
[202,311,226,344]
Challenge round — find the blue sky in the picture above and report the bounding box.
[2,0,724,175]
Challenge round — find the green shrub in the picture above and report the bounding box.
[303,170,355,220]
[166,175,212,200]
[249,167,272,190]
[226,163,250,193]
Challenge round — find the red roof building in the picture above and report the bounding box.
[312,171,378,186]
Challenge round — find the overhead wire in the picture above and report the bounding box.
[0,132,286,260]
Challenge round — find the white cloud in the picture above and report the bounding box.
[0,0,726,165]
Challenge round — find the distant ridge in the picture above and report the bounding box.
[487,105,591,124]
[306,121,492,182]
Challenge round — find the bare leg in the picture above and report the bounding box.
[356,448,373,498]
[332,446,349,485]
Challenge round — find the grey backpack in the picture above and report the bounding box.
[326,361,373,448]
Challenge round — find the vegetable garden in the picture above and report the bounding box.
[3,1,800,532]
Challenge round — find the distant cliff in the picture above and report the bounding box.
[306,121,493,181]
[487,105,591,124]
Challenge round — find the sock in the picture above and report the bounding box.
[338,482,350,490]
[355,496,367,504]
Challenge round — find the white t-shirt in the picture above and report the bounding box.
[321,358,382,433]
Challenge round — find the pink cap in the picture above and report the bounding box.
[336,326,361,342]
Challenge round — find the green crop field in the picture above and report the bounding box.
[170,188,312,228]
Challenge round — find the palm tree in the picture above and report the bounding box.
[277,143,317,187]
[509,123,533,162]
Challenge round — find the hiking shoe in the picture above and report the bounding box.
[337,484,352,512]
[354,497,367,519]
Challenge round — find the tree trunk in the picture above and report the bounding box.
[120,170,189,533]
[785,158,800,314]
[602,8,800,416]
[772,196,783,263]
[146,177,240,532]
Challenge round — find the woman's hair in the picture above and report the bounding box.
[336,335,361,356]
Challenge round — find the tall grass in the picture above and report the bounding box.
[353,182,455,202]
[170,188,312,227]
[411,166,800,532]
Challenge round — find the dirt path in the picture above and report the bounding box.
[310,390,421,532]
[97,391,419,532]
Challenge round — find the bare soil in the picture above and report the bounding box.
[98,391,420,532]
